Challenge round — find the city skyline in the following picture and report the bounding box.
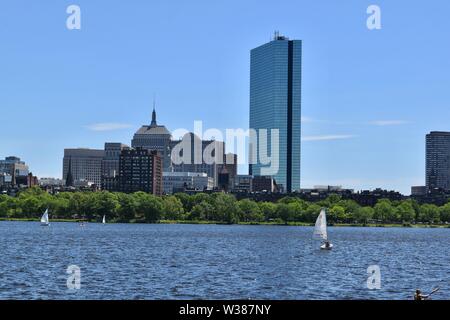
[2,1,450,194]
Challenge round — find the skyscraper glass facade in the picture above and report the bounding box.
[426,131,450,190]
[249,34,302,192]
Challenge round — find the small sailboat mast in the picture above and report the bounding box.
[102,215,106,224]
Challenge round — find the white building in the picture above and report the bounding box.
[39,177,64,186]
[163,172,214,194]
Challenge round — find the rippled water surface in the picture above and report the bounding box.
[0,221,448,300]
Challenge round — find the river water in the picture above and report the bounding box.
[0,221,448,300]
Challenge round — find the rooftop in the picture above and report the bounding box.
[134,125,171,136]
[133,107,171,136]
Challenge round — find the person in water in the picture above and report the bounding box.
[414,289,429,301]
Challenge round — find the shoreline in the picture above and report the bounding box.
[0,218,448,228]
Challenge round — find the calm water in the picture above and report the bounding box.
[0,221,448,300]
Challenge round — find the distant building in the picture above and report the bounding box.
[411,186,428,196]
[116,148,163,195]
[163,172,214,194]
[233,175,253,193]
[217,153,237,191]
[426,131,450,190]
[411,187,450,206]
[351,189,404,207]
[39,177,64,187]
[131,108,232,187]
[0,156,30,186]
[72,179,97,188]
[63,148,104,186]
[131,108,172,172]
[313,185,344,192]
[101,143,130,190]
[253,176,278,193]
[0,173,13,188]
[101,176,119,192]
[170,132,225,187]
[249,32,302,192]
[27,173,38,188]
[218,171,230,191]
[102,143,130,178]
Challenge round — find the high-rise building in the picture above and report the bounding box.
[249,32,302,193]
[63,149,104,186]
[131,108,172,171]
[170,132,225,187]
[0,156,30,186]
[426,131,450,190]
[102,143,130,178]
[117,148,163,195]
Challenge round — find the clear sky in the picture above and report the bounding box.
[1,0,450,194]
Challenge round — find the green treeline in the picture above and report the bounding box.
[0,187,449,225]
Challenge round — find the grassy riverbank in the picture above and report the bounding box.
[1,217,448,228]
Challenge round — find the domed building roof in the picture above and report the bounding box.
[133,108,171,136]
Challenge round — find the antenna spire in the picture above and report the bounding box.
[151,95,157,126]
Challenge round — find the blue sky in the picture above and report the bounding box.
[1,0,450,194]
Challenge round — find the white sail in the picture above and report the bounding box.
[40,209,49,225]
[102,215,106,224]
[313,209,328,241]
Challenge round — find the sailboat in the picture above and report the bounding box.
[102,215,106,224]
[40,208,50,226]
[313,208,333,250]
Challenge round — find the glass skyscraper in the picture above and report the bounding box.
[249,33,302,192]
[426,131,450,190]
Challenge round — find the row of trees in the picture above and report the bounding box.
[1,187,450,224]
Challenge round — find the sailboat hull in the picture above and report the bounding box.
[320,243,333,250]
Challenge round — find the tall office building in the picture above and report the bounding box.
[118,148,163,195]
[102,143,130,178]
[131,108,172,171]
[63,148,104,186]
[0,156,30,186]
[249,32,302,193]
[426,131,450,190]
[170,132,225,187]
